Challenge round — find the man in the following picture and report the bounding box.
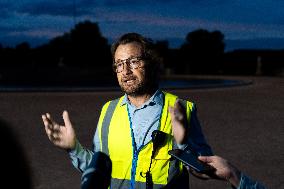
[42,33,212,188]
[198,155,267,189]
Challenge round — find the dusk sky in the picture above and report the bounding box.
[1,0,284,50]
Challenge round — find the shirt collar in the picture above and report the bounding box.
[120,89,163,107]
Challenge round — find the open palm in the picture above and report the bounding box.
[42,110,76,150]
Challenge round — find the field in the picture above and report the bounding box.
[0,75,283,189]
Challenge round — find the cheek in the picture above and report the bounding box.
[134,69,145,81]
[116,74,122,84]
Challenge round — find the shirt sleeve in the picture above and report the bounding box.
[185,104,213,156]
[68,127,101,173]
[93,126,101,152]
[68,139,94,172]
[237,172,267,189]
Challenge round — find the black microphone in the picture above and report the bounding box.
[145,130,168,189]
[81,152,112,189]
[151,130,167,159]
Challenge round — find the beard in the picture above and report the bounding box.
[119,75,147,96]
[118,67,158,96]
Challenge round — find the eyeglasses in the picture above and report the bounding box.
[113,56,144,73]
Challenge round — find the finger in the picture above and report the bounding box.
[44,124,52,137]
[42,118,60,140]
[63,110,72,129]
[43,115,61,134]
[198,156,213,164]
[168,106,174,116]
[175,99,184,112]
[46,113,58,126]
[174,100,185,120]
[46,113,63,131]
[44,123,60,141]
[42,115,55,135]
[41,114,46,121]
[169,104,181,119]
[45,127,55,142]
[42,114,52,127]
[189,168,211,180]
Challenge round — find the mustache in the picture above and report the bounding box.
[121,76,137,82]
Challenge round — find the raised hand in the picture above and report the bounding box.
[42,110,76,150]
[169,99,188,144]
[198,155,241,187]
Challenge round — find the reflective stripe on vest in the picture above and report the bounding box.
[110,178,164,189]
[98,91,193,188]
[101,98,120,154]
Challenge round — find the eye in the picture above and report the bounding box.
[114,62,123,70]
[129,58,140,65]
[116,62,123,68]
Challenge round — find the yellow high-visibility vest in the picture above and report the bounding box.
[97,91,194,188]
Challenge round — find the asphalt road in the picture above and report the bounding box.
[0,76,283,189]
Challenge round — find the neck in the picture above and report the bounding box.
[127,91,156,108]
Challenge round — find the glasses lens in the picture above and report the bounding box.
[129,58,141,69]
[116,63,123,73]
[114,56,143,73]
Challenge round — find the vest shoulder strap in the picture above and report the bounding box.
[101,98,120,154]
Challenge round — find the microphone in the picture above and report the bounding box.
[144,130,168,189]
[151,130,167,158]
[81,152,112,189]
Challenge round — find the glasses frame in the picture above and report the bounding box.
[113,56,145,73]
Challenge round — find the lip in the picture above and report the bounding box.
[124,79,135,85]
[122,77,136,82]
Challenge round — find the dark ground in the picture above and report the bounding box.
[0,76,283,189]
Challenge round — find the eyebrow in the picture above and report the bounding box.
[115,55,142,62]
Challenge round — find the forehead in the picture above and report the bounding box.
[114,42,143,61]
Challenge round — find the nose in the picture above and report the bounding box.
[121,62,132,75]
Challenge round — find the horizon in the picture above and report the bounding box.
[1,32,284,52]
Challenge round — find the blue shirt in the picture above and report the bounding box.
[237,173,267,189]
[69,89,212,172]
[122,89,164,149]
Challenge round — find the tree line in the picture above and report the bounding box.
[0,20,283,85]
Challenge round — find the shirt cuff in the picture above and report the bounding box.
[236,172,262,189]
[68,139,84,157]
[176,143,188,150]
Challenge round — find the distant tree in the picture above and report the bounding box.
[0,44,3,69]
[16,42,30,51]
[0,43,3,60]
[68,20,111,68]
[42,33,72,67]
[32,20,114,84]
[40,20,111,69]
[14,42,32,67]
[180,29,225,74]
[154,40,169,74]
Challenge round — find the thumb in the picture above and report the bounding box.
[63,110,73,129]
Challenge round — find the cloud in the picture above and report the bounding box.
[18,0,96,17]
[103,0,226,7]
[0,25,30,33]
[95,8,284,40]
[104,0,154,6]
[8,30,62,39]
